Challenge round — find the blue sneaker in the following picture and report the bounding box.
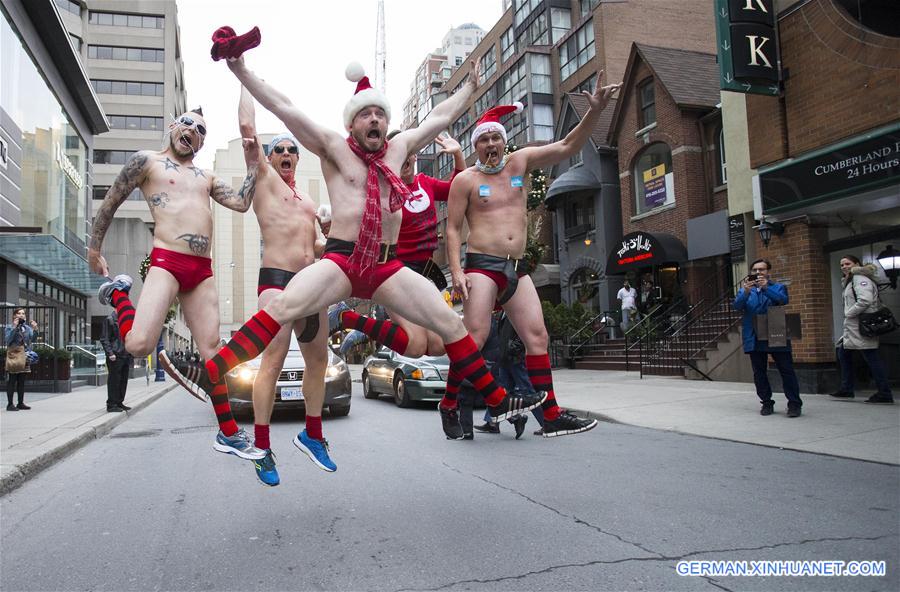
[339,329,369,356]
[293,429,337,472]
[253,449,280,486]
[327,301,351,335]
[213,428,266,460]
[98,274,133,306]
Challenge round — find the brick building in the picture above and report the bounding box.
[747,0,899,392]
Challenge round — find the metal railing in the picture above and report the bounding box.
[567,309,619,360]
[66,343,107,382]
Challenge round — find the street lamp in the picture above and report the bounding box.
[877,244,899,289]
[584,230,596,246]
[757,216,784,248]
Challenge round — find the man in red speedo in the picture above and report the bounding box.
[329,131,466,358]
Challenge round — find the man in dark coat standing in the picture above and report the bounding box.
[100,311,134,412]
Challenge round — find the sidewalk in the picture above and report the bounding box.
[348,364,899,465]
[0,377,176,495]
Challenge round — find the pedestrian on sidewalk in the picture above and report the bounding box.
[617,280,638,334]
[100,311,134,412]
[4,308,38,411]
[829,255,894,404]
[733,259,803,417]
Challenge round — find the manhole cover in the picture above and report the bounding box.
[169,425,218,435]
[109,429,162,438]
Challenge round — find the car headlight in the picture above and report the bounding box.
[326,360,347,378]
[410,367,440,380]
[228,364,258,382]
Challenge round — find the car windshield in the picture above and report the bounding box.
[398,354,450,365]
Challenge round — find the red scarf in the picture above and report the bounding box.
[345,137,411,273]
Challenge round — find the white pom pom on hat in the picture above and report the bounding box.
[342,61,392,129]
[317,203,332,222]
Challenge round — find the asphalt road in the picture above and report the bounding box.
[1,383,898,592]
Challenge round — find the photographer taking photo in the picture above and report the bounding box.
[4,308,39,411]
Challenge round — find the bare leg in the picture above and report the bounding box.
[125,267,179,356]
[296,309,328,419]
[460,272,500,349]
[176,276,222,361]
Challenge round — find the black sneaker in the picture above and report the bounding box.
[438,404,464,440]
[6,404,19,412]
[473,422,499,434]
[159,350,211,402]
[462,432,474,440]
[787,404,802,418]
[117,404,132,411]
[512,415,528,440]
[107,406,125,413]
[542,411,598,437]
[865,393,894,404]
[828,391,854,399]
[760,401,774,416]
[488,391,546,424]
[533,428,543,436]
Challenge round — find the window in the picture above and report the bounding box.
[474,85,497,117]
[524,11,550,46]
[451,113,470,138]
[581,0,601,18]
[68,34,82,52]
[89,11,164,29]
[551,8,572,43]
[559,20,595,81]
[454,56,463,66]
[496,57,527,107]
[717,127,727,186]
[633,143,674,215]
[514,0,542,26]
[437,152,453,179]
[479,47,496,83]
[54,0,81,17]
[93,150,137,165]
[530,104,554,142]
[88,45,163,63]
[834,0,900,38]
[501,27,515,62]
[501,107,528,147]
[573,76,595,95]
[564,195,595,231]
[530,54,552,94]
[638,79,656,128]
[92,186,110,200]
[91,79,164,97]
[108,115,164,131]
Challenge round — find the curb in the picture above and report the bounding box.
[0,383,177,497]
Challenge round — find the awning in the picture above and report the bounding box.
[0,234,106,295]
[606,231,687,274]
[545,165,602,205]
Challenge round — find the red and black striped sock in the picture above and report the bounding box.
[111,290,135,341]
[443,334,506,409]
[305,415,323,441]
[341,311,409,355]
[254,423,270,450]
[210,380,238,437]
[439,365,464,409]
[526,354,560,421]
[206,309,282,383]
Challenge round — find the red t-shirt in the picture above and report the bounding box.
[396,171,460,262]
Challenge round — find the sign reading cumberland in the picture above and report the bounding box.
[714,0,780,96]
[760,124,900,213]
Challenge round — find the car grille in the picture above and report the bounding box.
[278,370,304,382]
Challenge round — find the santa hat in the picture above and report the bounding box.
[471,102,524,147]
[343,62,391,129]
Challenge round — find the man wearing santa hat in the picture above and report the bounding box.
[206,30,546,440]
[445,71,621,438]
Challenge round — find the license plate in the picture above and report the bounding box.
[280,388,303,401]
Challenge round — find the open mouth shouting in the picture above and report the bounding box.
[485,146,500,165]
[179,134,193,149]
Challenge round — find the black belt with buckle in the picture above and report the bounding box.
[464,253,530,305]
[404,259,448,291]
[324,237,397,263]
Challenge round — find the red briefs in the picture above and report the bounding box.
[322,238,404,299]
[150,247,213,293]
[464,268,527,294]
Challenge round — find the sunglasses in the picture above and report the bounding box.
[175,116,206,136]
[273,145,298,154]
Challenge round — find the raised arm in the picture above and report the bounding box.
[395,62,480,155]
[446,173,472,300]
[238,85,266,178]
[226,56,341,158]
[88,151,151,276]
[516,71,620,170]
[210,164,257,213]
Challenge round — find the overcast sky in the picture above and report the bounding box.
[177,0,503,169]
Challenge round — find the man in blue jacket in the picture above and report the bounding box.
[733,258,803,417]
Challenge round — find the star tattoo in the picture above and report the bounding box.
[160,157,180,171]
[188,166,206,178]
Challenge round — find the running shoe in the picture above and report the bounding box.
[214,428,266,460]
[98,274,133,306]
[339,329,369,356]
[253,449,280,486]
[439,403,464,440]
[327,301,351,335]
[542,411,598,438]
[293,429,337,472]
[159,350,210,402]
[488,391,546,424]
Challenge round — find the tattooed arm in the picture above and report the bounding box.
[88,151,150,276]
[209,168,257,213]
